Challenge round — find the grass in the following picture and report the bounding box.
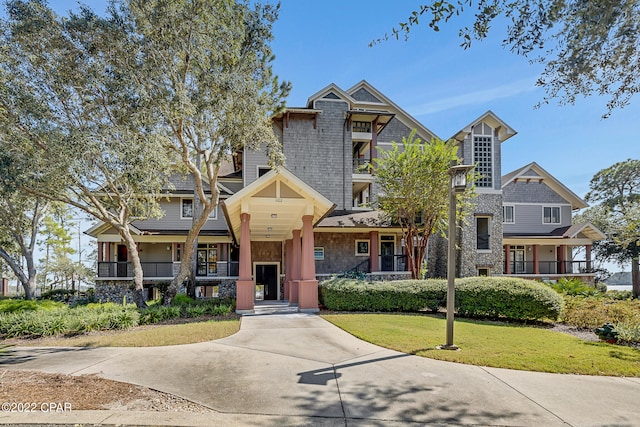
[12,319,240,347]
[321,313,640,377]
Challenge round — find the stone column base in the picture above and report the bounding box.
[236,280,255,313]
[297,279,319,313]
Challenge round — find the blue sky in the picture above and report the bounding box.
[38,0,638,199]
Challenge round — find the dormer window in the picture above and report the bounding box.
[473,123,494,188]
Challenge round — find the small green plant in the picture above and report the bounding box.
[546,278,600,296]
[171,293,195,307]
[185,305,208,318]
[614,322,640,344]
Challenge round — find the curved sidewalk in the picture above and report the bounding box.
[2,313,639,426]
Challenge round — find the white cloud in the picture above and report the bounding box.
[409,77,539,115]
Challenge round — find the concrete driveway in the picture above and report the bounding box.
[1,313,639,426]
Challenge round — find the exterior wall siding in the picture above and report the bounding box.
[251,241,282,267]
[350,87,382,103]
[503,204,572,234]
[503,181,570,204]
[132,199,228,232]
[314,232,371,274]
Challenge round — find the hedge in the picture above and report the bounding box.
[319,276,563,321]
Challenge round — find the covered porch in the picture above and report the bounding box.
[221,168,335,314]
[503,223,606,283]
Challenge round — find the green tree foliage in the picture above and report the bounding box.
[0,1,175,307]
[373,130,474,279]
[121,0,290,302]
[373,1,640,117]
[578,159,640,298]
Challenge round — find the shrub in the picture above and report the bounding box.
[171,294,195,307]
[138,305,181,325]
[614,322,640,344]
[0,299,66,313]
[185,305,208,318]
[456,277,563,321]
[39,288,76,302]
[319,276,563,321]
[546,278,600,297]
[563,296,640,329]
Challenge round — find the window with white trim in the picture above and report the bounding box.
[314,247,325,260]
[543,206,560,224]
[503,205,514,223]
[181,199,217,220]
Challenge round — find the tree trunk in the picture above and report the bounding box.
[118,228,146,308]
[632,256,639,299]
[0,248,35,299]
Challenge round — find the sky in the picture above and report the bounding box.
[5,1,638,274]
[32,0,637,199]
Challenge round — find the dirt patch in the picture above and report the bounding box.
[0,369,215,413]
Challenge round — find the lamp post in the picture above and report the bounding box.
[440,163,473,350]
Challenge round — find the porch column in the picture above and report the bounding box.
[1,278,8,297]
[236,212,254,313]
[533,245,540,275]
[290,229,301,303]
[559,245,566,274]
[284,238,293,301]
[504,244,511,275]
[370,231,379,273]
[370,118,378,163]
[298,215,319,312]
[586,244,592,272]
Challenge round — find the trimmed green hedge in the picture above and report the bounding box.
[319,276,563,321]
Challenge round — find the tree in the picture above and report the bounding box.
[123,0,290,302]
[374,1,640,117]
[0,0,173,307]
[373,130,475,279]
[0,192,48,300]
[581,159,640,297]
[38,204,75,292]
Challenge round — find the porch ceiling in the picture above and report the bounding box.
[221,168,336,243]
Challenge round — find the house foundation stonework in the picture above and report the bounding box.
[87,82,605,312]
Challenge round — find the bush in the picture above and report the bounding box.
[0,303,140,338]
[562,296,640,329]
[139,305,181,325]
[39,288,76,302]
[546,278,600,297]
[171,294,195,307]
[456,277,563,321]
[0,299,66,313]
[319,276,563,321]
[614,322,640,344]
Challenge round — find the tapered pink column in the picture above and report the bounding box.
[290,229,301,303]
[298,215,319,312]
[533,245,540,275]
[284,238,293,301]
[236,212,254,313]
[370,231,379,272]
[504,244,511,275]
[559,244,566,274]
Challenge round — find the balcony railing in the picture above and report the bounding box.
[352,158,371,173]
[97,261,239,279]
[504,260,595,275]
[380,254,407,272]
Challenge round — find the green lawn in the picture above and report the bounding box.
[13,319,240,347]
[321,313,640,377]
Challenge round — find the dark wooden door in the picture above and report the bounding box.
[117,245,128,277]
[256,264,278,301]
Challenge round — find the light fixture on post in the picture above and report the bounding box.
[439,162,473,351]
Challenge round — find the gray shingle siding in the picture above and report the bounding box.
[350,87,382,103]
[503,181,570,204]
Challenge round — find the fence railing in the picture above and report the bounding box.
[504,260,595,275]
[379,254,407,272]
[97,261,240,279]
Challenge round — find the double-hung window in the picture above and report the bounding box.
[543,206,560,224]
[181,199,217,220]
[503,205,514,224]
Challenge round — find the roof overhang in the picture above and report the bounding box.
[221,168,336,244]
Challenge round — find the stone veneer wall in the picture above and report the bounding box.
[95,280,135,304]
[459,193,504,277]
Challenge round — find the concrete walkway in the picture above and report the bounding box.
[1,313,639,426]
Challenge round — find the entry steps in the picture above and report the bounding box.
[249,301,299,316]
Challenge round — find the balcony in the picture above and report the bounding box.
[352,158,371,174]
[352,121,372,141]
[97,261,239,279]
[504,260,595,276]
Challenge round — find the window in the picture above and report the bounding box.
[181,199,217,220]
[474,136,493,188]
[352,121,371,133]
[543,206,560,224]
[197,244,218,276]
[476,217,490,250]
[314,247,325,260]
[355,240,370,256]
[258,166,271,177]
[503,205,514,223]
[478,268,489,276]
[181,199,193,219]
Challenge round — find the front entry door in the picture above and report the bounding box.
[381,240,395,271]
[255,264,278,301]
[117,244,128,277]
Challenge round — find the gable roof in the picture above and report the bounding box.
[502,162,588,210]
[452,110,517,142]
